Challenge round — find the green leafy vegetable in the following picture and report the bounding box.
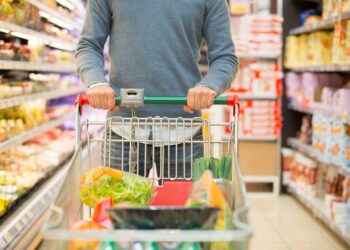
[193,155,232,181]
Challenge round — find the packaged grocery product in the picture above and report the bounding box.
[332,20,347,65]
[186,171,233,250]
[92,198,114,229]
[282,148,294,185]
[345,20,350,63]
[79,166,154,208]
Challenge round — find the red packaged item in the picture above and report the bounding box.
[92,198,114,229]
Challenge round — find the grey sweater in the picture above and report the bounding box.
[76,0,238,118]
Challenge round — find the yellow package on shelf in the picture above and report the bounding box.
[332,20,347,65]
[345,20,350,62]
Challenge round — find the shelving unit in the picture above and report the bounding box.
[240,135,279,142]
[288,183,350,245]
[287,138,350,177]
[0,111,74,154]
[290,11,350,35]
[0,146,85,249]
[0,20,76,52]
[28,0,82,31]
[237,52,281,59]
[0,87,85,109]
[0,1,84,248]
[0,60,76,72]
[288,103,350,124]
[286,64,350,72]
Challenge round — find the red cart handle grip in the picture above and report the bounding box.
[75,94,89,115]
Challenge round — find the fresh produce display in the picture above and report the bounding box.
[0,0,79,41]
[0,127,75,216]
[0,39,75,63]
[0,74,80,99]
[79,166,154,208]
[193,155,232,181]
[0,100,72,142]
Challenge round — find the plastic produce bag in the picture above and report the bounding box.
[79,166,154,208]
[186,170,233,250]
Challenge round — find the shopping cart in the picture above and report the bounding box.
[40,89,252,249]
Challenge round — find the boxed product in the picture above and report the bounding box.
[282,148,294,185]
[308,32,333,66]
[345,20,350,62]
[332,20,347,65]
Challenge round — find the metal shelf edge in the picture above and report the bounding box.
[28,0,82,31]
[0,152,76,249]
[288,184,350,245]
[286,64,350,72]
[0,112,74,154]
[290,12,350,35]
[0,60,76,72]
[288,103,350,124]
[287,138,350,177]
[0,88,84,109]
[239,136,279,142]
[0,20,76,51]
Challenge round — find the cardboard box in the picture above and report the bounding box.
[238,141,278,176]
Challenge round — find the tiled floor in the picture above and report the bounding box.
[249,195,349,250]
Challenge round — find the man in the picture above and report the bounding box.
[76,0,238,178]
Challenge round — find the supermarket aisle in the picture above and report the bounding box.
[249,195,349,250]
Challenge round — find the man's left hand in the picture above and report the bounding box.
[184,86,217,114]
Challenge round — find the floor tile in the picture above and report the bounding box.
[250,241,289,250]
[250,228,283,243]
[287,242,338,250]
[248,195,350,250]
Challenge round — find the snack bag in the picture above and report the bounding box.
[79,166,154,208]
[186,170,233,250]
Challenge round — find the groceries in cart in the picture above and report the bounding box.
[70,162,235,250]
[79,166,154,208]
[193,155,232,181]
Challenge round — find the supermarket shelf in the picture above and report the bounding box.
[288,183,350,245]
[239,136,279,142]
[0,60,76,73]
[287,138,350,177]
[288,103,313,115]
[290,12,350,35]
[237,52,281,59]
[286,64,350,72]
[288,103,350,124]
[0,112,74,154]
[0,20,76,51]
[28,0,81,31]
[239,94,279,100]
[0,88,84,109]
[0,155,72,249]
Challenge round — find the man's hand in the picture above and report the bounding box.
[184,86,217,114]
[87,85,119,112]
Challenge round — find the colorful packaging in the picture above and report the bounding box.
[332,20,347,65]
[186,171,233,250]
[345,20,350,62]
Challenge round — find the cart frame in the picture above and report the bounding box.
[40,89,253,249]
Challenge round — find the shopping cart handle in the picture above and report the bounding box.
[75,92,239,115]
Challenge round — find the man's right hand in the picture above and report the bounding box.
[87,85,119,112]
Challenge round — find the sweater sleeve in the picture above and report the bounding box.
[197,0,239,95]
[75,0,111,87]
